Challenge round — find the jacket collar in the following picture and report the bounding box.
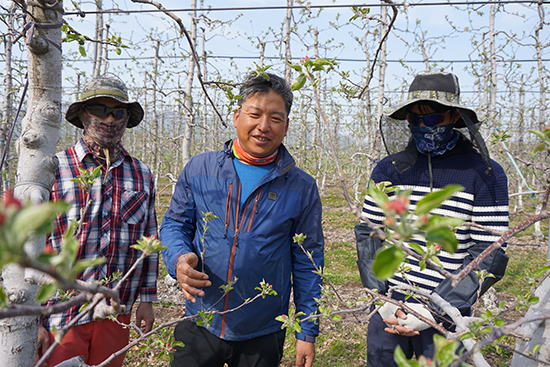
[223,139,296,174]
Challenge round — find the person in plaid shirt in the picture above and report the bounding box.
[37,76,158,367]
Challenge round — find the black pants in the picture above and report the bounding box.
[367,312,438,366]
[171,320,286,367]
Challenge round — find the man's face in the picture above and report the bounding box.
[81,97,129,148]
[233,90,289,157]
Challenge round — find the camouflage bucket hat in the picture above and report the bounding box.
[65,76,144,129]
[387,72,479,129]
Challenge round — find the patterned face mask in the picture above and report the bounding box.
[408,124,459,157]
[81,111,128,161]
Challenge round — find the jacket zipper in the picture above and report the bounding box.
[247,190,261,232]
[221,182,254,338]
[223,184,232,239]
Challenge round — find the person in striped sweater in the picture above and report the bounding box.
[356,72,509,365]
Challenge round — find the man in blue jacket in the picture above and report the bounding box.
[160,73,324,367]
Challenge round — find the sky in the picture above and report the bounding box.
[1,0,548,120]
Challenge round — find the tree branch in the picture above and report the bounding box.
[357,0,398,100]
[452,209,550,287]
[130,0,184,34]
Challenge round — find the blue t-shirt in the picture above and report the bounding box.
[233,158,274,207]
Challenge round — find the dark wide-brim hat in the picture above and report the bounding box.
[66,76,144,129]
[387,72,479,128]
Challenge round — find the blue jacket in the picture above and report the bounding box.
[161,141,324,342]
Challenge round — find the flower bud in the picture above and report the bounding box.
[390,199,407,215]
[3,190,21,209]
[419,214,429,225]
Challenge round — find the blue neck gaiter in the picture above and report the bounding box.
[408,124,459,157]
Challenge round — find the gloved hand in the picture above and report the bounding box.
[377,302,399,323]
[397,303,436,331]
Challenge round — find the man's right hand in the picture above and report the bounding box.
[175,253,211,303]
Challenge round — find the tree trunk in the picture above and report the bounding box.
[181,0,197,167]
[488,0,498,127]
[361,32,373,155]
[374,4,388,160]
[152,40,160,177]
[102,24,110,75]
[201,28,208,154]
[1,3,15,191]
[0,1,62,365]
[534,2,547,130]
[74,74,81,144]
[511,275,550,367]
[481,33,490,139]
[284,0,293,84]
[92,0,103,78]
[141,71,148,166]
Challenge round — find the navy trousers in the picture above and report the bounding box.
[171,319,286,367]
[367,312,439,366]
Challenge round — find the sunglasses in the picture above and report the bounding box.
[407,110,451,127]
[84,104,129,120]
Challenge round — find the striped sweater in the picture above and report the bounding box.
[361,138,509,305]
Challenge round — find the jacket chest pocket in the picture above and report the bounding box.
[119,190,149,224]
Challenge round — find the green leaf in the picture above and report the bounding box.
[291,74,307,91]
[460,332,474,340]
[415,185,464,215]
[367,181,390,210]
[312,58,336,67]
[419,260,426,271]
[424,216,464,231]
[530,129,549,143]
[534,143,547,153]
[290,64,303,73]
[437,340,460,367]
[0,287,8,307]
[35,283,58,303]
[408,242,425,255]
[528,296,540,305]
[331,314,341,322]
[533,344,541,354]
[72,257,106,276]
[425,228,458,253]
[78,45,86,57]
[12,202,70,244]
[373,245,404,280]
[427,253,444,268]
[393,346,415,367]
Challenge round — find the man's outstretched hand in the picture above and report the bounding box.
[175,252,211,303]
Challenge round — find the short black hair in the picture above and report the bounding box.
[238,73,293,115]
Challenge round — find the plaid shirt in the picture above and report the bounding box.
[42,138,158,330]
